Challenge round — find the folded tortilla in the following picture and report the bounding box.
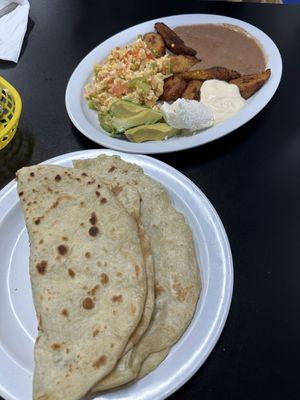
[73,156,201,392]
[17,165,147,400]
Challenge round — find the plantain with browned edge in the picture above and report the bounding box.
[170,55,198,73]
[178,67,241,82]
[160,75,187,101]
[182,80,203,101]
[143,32,166,58]
[229,69,271,99]
[155,22,197,56]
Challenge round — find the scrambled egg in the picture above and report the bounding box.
[85,39,171,113]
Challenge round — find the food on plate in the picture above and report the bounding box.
[137,348,170,379]
[174,23,267,75]
[178,66,241,82]
[182,80,203,100]
[154,22,197,56]
[73,155,201,393]
[17,165,147,400]
[125,122,180,142]
[99,100,163,135]
[170,55,198,73]
[143,32,166,57]
[85,38,170,113]
[229,68,271,99]
[161,98,214,131]
[84,20,271,142]
[200,79,246,124]
[160,75,187,101]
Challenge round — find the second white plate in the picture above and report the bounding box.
[65,14,282,154]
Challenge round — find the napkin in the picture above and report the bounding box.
[0,0,30,63]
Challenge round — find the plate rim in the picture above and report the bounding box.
[0,149,233,400]
[65,13,282,154]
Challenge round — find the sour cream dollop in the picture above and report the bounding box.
[200,79,246,125]
[160,98,214,132]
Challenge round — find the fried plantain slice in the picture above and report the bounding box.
[160,75,187,101]
[170,55,198,73]
[182,80,203,101]
[143,32,166,57]
[178,67,241,81]
[154,22,197,56]
[229,69,271,99]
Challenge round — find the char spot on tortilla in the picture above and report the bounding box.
[87,179,95,185]
[80,201,84,206]
[57,244,68,255]
[135,265,141,279]
[51,343,61,351]
[34,218,41,225]
[88,285,100,297]
[97,184,101,189]
[76,178,81,182]
[47,187,53,192]
[108,166,116,173]
[93,328,100,337]
[36,260,47,275]
[68,269,75,278]
[100,273,109,284]
[116,272,123,277]
[95,190,101,197]
[92,355,107,369]
[61,309,69,317]
[89,212,97,225]
[89,226,99,237]
[155,280,165,297]
[112,310,117,315]
[19,191,24,196]
[39,239,44,244]
[130,303,137,315]
[81,172,88,177]
[100,198,107,204]
[85,252,91,258]
[111,185,123,196]
[62,236,68,241]
[172,281,192,302]
[82,297,95,309]
[80,222,84,227]
[112,294,123,303]
[54,174,61,181]
[30,172,35,177]
[66,348,70,354]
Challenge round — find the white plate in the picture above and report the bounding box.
[65,14,282,154]
[0,150,233,400]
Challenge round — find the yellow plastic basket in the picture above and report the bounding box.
[0,76,22,150]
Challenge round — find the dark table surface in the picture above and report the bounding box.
[1,1,300,399]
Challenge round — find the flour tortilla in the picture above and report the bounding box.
[17,165,147,400]
[104,183,155,354]
[138,348,170,379]
[73,156,201,392]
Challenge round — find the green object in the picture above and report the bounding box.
[88,100,97,110]
[101,100,163,134]
[128,78,151,95]
[125,123,181,143]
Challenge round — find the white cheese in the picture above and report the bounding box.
[160,98,214,132]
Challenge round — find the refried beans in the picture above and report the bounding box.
[174,24,266,75]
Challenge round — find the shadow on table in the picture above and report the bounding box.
[0,17,35,70]
[0,127,34,187]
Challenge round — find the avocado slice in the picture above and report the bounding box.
[108,100,162,133]
[98,112,114,134]
[125,123,181,143]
